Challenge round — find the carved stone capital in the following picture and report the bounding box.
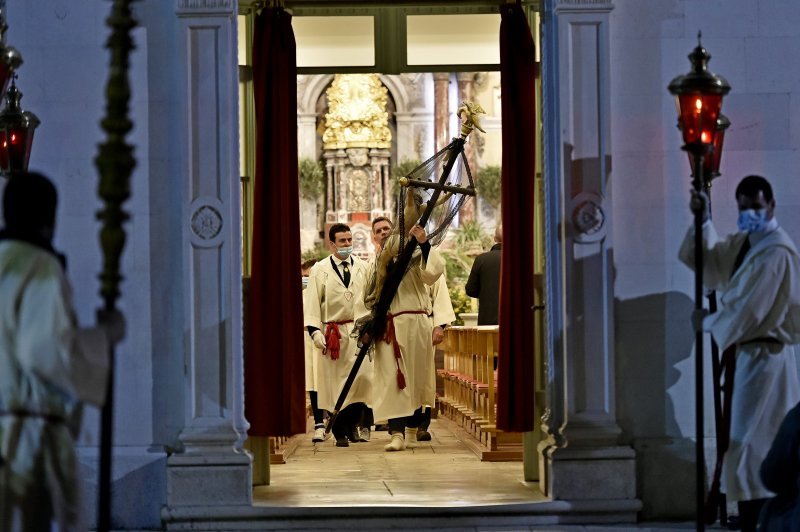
[176,0,235,16]
[455,71,476,84]
[555,0,614,14]
[399,72,426,109]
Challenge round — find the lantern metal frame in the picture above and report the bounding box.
[0,7,23,102]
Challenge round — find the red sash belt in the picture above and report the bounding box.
[324,319,353,360]
[382,310,428,390]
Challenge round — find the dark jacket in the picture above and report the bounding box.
[465,243,501,325]
[759,401,800,531]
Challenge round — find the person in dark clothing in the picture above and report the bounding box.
[758,401,800,531]
[465,224,501,325]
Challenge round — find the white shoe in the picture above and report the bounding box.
[359,427,371,442]
[384,433,405,452]
[404,427,419,449]
[312,427,328,443]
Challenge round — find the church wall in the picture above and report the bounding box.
[471,71,503,230]
[610,0,800,518]
[3,1,182,527]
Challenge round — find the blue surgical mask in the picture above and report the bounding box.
[737,208,770,233]
[336,246,353,259]
[301,276,309,289]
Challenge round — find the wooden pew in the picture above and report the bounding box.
[437,326,523,461]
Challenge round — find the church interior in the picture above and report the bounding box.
[237,4,550,512]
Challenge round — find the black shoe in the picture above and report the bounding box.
[374,423,390,431]
[335,436,349,447]
[416,429,432,441]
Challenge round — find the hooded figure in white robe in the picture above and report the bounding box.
[679,177,800,509]
[425,275,456,409]
[356,228,444,431]
[0,173,118,532]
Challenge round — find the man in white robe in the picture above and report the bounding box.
[301,258,325,442]
[416,274,457,442]
[359,221,444,451]
[0,173,124,532]
[304,223,372,447]
[679,174,800,531]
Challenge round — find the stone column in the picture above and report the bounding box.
[369,148,391,219]
[297,112,320,249]
[297,112,317,159]
[167,0,251,518]
[433,72,450,151]
[456,72,478,223]
[538,0,638,520]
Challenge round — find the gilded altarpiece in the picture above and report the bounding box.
[323,74,392,258]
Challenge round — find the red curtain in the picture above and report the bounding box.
[497,2,537,432]
[244,7,306,437]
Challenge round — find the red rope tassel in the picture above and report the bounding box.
[383,313,408,390]
[324,322,342,360]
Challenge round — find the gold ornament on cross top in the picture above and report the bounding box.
[322,74,392,150]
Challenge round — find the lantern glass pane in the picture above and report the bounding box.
[706,129,726,177]
[0,130,9,173]
[22,130,34,171]
[677,92,722,146]
[0,125,33,174]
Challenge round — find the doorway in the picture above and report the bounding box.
[237,0,546,506]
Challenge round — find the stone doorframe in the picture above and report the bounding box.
[165,0,640,523]
[538,0,637,512]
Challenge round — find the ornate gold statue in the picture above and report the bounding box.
[322,74,392,150]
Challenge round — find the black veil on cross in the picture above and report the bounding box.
[324,101,483,436]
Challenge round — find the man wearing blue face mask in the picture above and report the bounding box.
[679,175,800,532]
[303,224,373,447]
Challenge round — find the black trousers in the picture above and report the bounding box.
[309,391,325,425]
[738,498,767,532]
[331,402,369,439]
[388,407,425,434]
[418,406,432,431]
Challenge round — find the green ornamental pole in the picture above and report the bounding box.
[95,1,135,530]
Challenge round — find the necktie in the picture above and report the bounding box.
[731,237,751,279]
[341,261,351,288]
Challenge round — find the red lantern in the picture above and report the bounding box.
[668,35,731,171]
[0,79,40,177]
[667,36,733,532]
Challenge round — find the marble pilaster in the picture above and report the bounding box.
[538,0,636,516]
[165,0,251,518]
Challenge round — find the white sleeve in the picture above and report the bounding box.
[417,246,445,286]
[16,262,109,406]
